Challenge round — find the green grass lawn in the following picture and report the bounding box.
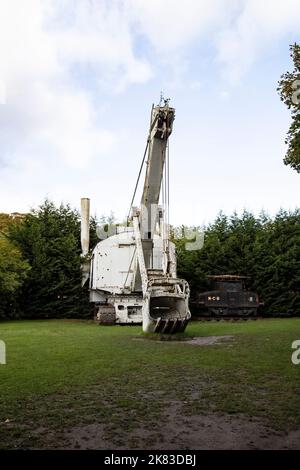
[0,318,300,449]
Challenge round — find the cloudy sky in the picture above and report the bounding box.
[0,0,299,225]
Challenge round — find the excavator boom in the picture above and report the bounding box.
[81,98,191,333]
[132,99,191,333]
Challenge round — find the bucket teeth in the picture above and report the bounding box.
[171,319,179,333]
[178,319,188,332]
[162,320,173,334]
[154,318,188,333]
[155,318,163,332]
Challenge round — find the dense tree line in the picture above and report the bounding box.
[174,209,300,315]
[0,201,299,319]
[0,201,98,319]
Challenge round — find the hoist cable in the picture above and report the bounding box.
[127,106,159,223]
[127,139,149,223]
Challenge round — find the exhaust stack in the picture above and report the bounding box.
[80,198,90,286]
[81,198,90,255]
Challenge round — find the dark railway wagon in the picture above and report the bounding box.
[197,275,262,317]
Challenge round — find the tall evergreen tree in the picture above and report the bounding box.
[278,43,300,172]
[8,200,96,318]
[0,214,30,318]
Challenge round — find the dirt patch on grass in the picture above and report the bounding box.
[133,335,234,346]
[185,335,234,346]
[55,400,300,450]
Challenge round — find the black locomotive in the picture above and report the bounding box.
[196,275,262,318]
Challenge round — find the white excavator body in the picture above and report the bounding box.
[81,99,191,333]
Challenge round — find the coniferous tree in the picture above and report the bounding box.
[8,200,97,318]
[175,209,300,315]
[278,43,300,172]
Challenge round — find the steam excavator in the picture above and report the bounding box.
[80,99,191,333]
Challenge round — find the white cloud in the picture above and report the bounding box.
[126,0,300,84]
[127,0,235,53]
[0,0,153,178]
[0,0,299,217]
[51,0,153,90]
[1,0,298,173]
[216,0,300,83]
